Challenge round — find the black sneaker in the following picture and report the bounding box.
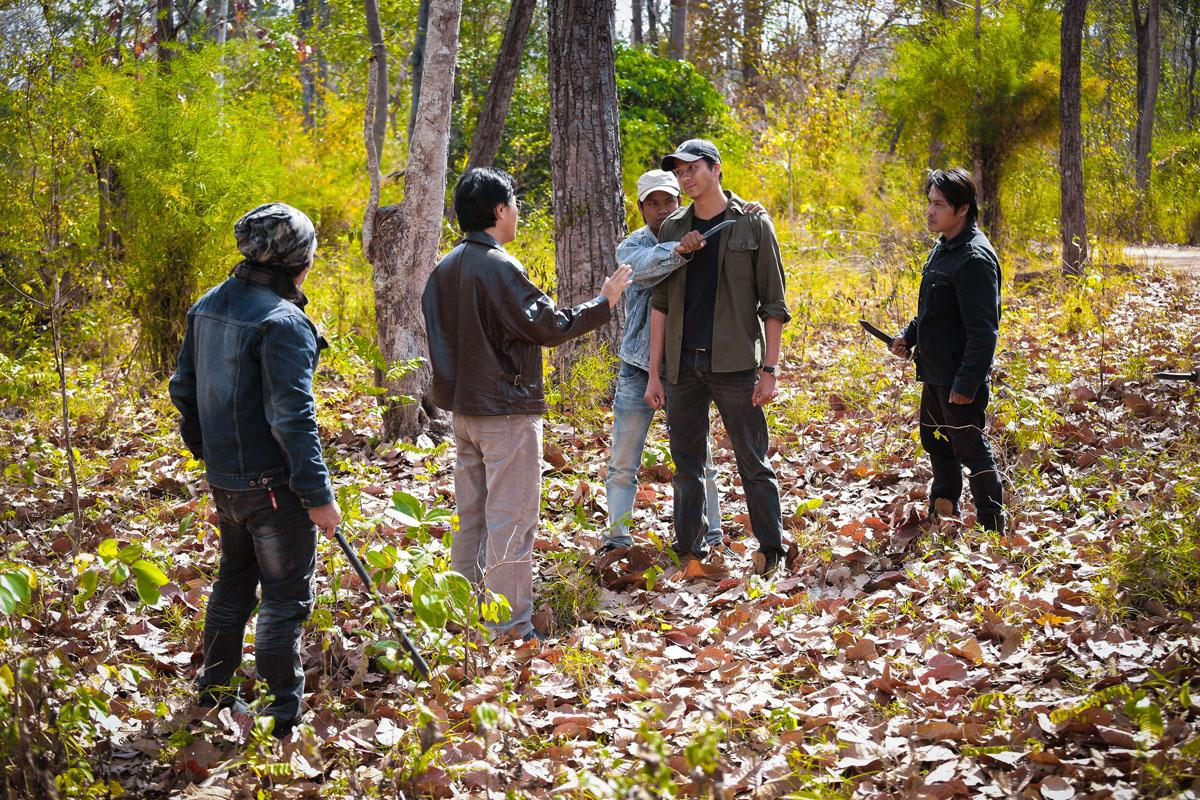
[594,542,624,557]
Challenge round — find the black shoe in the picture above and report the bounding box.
[594,542,624,557]
[270,716,300,740]
[198,692,251,716]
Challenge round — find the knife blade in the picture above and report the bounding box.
[1154,370,1199,382]
[858,319,895,346]
[702,219,737,240]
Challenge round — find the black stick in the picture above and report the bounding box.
[333,526,431,680]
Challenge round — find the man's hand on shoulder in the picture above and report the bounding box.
[743,201,766,215]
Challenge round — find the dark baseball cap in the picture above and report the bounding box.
[660,139,721,171]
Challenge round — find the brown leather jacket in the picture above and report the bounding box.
[421,231,611,416]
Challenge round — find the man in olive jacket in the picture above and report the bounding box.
[644,140,791,577]
[891,168,1004,532]
[422,167,631,641]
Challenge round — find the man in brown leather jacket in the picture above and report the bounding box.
[422,167,631,641]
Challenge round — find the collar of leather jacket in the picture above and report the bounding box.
[462,230,503,250]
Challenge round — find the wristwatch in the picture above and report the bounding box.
[761,365,777,375]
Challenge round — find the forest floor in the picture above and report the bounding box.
[3,265,1200,799]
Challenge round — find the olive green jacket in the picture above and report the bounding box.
[650,192,791,384]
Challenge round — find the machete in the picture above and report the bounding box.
[333,525,431,680]
[860,319,914,361]
[1154,370,1199,382]
[702,219,737,240]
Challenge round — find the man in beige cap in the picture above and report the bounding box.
[597,170,762,559]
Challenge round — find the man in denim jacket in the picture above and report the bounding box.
[170,203,341,738]
[597,170,763,558]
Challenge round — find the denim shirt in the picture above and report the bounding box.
[169,275,334,508]
[616,225,687,372]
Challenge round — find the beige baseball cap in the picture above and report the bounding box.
[636,169,681,202]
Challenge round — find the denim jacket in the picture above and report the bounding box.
[616,225,687,372]
[169,273,334,508]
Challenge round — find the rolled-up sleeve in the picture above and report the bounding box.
[754,215,791,323]
[260,316,334,508]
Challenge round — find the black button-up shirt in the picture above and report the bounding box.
[900,224,1001,397]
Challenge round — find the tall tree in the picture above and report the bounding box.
[669,0,686,59]
[548,0,625,363]
[297,0,321,131]
[367,0,463,438]
[1060,0,1088,275]
[465,0,537,171]
[408,0,432,142]
[1132,0,1161,192]
[647,0,662,47]
[364,0,389,164]
[633,0,644,44]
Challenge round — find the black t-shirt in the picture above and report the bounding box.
[681,211,726,350]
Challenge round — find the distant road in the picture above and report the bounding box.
[1124,246,1200,272]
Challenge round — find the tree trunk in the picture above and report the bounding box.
[298,0,319,131]
[365,0,389,164]
[741,0,765,103]
[370,0,462,440]
[1060,0,1088,275]
[408,0,432,143]
[632,0,643,44]
[1132,0,1161,192]
[976,141,1003,244]
[466,0,537,171]
[647,0,661,47]
[155,0,176,65]
[548,0,625,368]
[669,0,686,59]
[1187,15,1198,124]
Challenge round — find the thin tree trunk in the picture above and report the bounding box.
[742,0,764,104]
[632,0,643,44]
[298,0,318,130]
[647,0,660,47]
[365,0,389,164]
[370,0,462,439]
[976,142,1003,243]
[466,0,537,171]
[548,0,625,367]
[1060,0,1088,275]
[1132,0,1161,193]
[669,0,686,59]
[156,0,176,65]
[1187,16,1198,123]
[408,0,432,143]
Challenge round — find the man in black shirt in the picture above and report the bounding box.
[645,140,791,576]
[891,168,1005,532]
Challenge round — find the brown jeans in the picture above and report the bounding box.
[451,413,542,638]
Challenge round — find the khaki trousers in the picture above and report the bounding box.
[451,413,542,638]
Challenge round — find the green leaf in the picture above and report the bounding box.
[134,572,163,607]
[412,577,448,630]
[131,559,169,587]
[0,571,31,609]
[0,585,16,615]
[1124,693,1164,738]
[117,543,144,565]
[391,491,424,522]
[437,572,474,616]
[97,538,120,560]
[74,570,99,609]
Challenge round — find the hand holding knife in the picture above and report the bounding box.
[860,319,913,360]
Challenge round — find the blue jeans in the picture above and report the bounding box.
[198,485,317,728]
[664,350,784,558]
[604,362,722,548]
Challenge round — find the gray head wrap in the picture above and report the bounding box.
[234,203,317,273]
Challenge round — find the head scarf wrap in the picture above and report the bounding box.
[234,203,317,275]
